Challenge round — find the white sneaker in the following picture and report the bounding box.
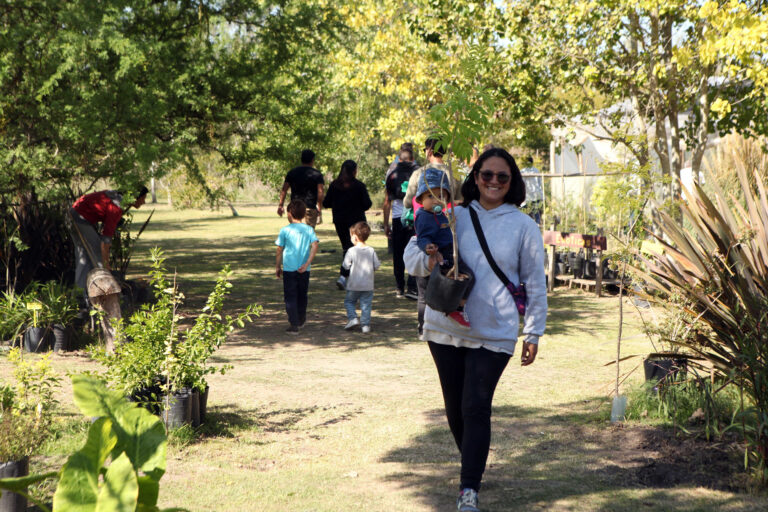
[336,276,346,290]
[361,325,371,334]
[344,318,360,330]
[457,488,479,512]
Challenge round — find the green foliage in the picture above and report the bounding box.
[29,281,80,327]
[625,376,742,436]
[0,280,79,342]
[171,266,260,392]
[590,164,648,240]
[508,0,768,204]
[0,291,27,343]
[0,375,186,512]
[6,348,60,417]
[0,348,60,462]
[110,210,154,276]
[0,1,350,204]
[632,165,768,479]
[100,249,259,397]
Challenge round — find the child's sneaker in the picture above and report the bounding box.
[448,310,471,328]
[361,325,371,334]
[344,318,360,330]
[457,488,479,512]
[285,325,299,335]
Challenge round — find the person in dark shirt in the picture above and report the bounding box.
[277,149,325,228]
[322,159,372,290]
[68,186,148,292]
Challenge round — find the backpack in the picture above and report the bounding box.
[386,162,417,200]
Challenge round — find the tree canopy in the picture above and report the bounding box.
[1,0,766,204]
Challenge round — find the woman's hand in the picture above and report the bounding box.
[520,341,538,366]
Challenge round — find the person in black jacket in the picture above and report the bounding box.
[323,159,372,290]
[383,146,419,299]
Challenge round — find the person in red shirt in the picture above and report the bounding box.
[68,186,148,292]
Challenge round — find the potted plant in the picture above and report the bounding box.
[0,349,59,512]
[35,282,79,353]
[20,296,50,353]
[99,248,259,429]
[0,375,188,512]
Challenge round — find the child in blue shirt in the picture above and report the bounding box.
[275,199,319,334]
[414,168,473,327]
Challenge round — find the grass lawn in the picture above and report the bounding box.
[3,203,767,511]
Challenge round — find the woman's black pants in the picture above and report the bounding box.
[428,341,510,492]
[334,223,354,276]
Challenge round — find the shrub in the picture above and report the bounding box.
[633,165,768,479]
[99,249,259,399]
[0,349,60,462]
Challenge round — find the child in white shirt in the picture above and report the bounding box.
[342,222,381,333]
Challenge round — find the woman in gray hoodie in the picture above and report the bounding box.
[404,147,547,512]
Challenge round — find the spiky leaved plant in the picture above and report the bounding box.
[631,164,768,479]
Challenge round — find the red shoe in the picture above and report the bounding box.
[448,311,471,327]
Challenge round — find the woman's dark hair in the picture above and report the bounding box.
[460,147,526,207]
[424,137,446,158]
[335,159,358,186]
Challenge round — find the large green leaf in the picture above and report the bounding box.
[136,475,159,508]
[95,453,138,512]
[111,406,167,479]
[53,417,117,512]
[70,375,166,477]
[71,375,130,419]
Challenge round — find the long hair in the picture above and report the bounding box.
[460,147,525,207]
[335,159,358,186]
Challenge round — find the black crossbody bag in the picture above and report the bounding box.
[468,206,527,315]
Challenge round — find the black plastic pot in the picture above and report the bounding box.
[52,324,68,353]
[425,265,473,313]
[199,386,209,424]
[644,354,688,386]
[583,260,597,279]
[0,457,28,512]
[23,327,51,352]
[191,389,201,427]
[161,388,193,429]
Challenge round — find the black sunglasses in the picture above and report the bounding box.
[477,170,511,184]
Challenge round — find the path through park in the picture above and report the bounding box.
[11,204,768,511]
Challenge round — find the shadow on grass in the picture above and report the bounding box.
[381,400,755,512]
[195,401,361,443]
[130,226,641,355]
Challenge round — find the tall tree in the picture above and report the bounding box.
[0,0,348,202]
[504,0,768,203]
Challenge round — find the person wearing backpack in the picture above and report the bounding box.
[382,145,419,299]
